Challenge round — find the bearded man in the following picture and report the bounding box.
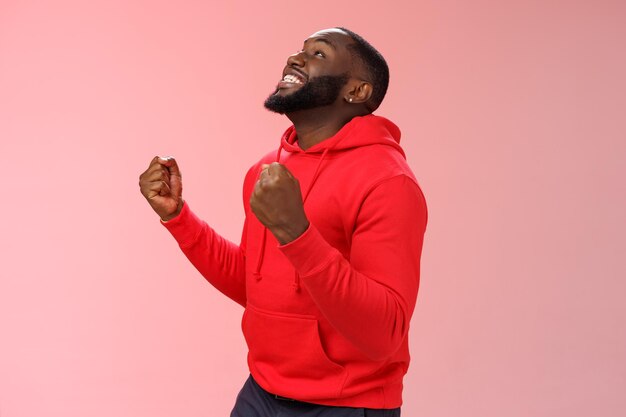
[139,27,427,417]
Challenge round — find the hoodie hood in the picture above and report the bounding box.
[279,114,405,158]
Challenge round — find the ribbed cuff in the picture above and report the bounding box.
[160,202,203,247]
[278,223,338,277]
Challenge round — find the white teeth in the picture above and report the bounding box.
[282,74,302,84]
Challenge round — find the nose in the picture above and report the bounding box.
[287,50,306,68]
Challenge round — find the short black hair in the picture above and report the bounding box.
[336,27,389,112]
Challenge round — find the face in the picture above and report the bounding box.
[264,29,356,114]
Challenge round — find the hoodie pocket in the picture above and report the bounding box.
[242,305,347,400]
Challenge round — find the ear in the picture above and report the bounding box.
[344,80,373,104]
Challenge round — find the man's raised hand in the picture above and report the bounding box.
[139,156,183,221]
[250,162,309,245]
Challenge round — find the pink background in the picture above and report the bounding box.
[1,0,625,416]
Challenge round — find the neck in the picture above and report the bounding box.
[286,107,356,150]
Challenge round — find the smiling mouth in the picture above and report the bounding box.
[282,74,303,84]
[277,70,307,90]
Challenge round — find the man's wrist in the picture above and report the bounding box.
[271,219,310,245]
[160,200,184,222]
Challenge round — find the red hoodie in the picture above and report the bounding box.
[162,114,427,408]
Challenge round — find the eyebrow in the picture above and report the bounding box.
[303,37,337,50]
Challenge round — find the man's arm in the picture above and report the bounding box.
[160,203,247,306]
[283,175,426,360]
[139,156,247,306]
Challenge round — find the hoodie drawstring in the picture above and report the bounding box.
[253,227,267,281]
[291,147,331,291]
[254,143,335,292]
[302,147,330,202]
[253,144,285,281]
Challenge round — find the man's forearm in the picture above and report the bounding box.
[162,201,248,306]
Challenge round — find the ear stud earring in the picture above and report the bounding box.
[348,98,353,102]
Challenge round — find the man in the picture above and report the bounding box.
[139,27,427,417]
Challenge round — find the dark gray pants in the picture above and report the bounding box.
[230,375,401,417]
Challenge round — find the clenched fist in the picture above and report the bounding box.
[139,156,184,221]
[250,162,309,245]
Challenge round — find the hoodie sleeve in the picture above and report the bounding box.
[161,202,247,307]
[278,174,427,361]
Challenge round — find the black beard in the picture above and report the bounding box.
[264,73,349,114]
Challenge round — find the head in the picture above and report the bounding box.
[264,28,389,116]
